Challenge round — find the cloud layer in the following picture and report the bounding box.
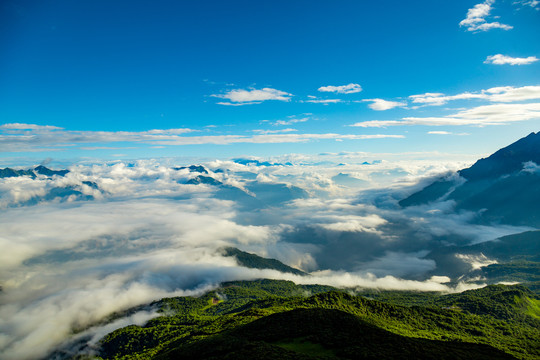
[0,156,529,359]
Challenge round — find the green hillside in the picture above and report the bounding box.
[86,280,539,360]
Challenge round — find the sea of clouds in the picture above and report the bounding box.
[0,154,531,359]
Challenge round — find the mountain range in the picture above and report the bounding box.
[0,165,69,178]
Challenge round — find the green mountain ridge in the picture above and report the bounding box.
[161,308,515,360]
[73,280,539,360]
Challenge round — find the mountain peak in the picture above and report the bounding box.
[459,131,540,181]
[399,132,540,226]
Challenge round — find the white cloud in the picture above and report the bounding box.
[486,85,540,102]
[470,21,513,31]
[212,87,292,105]
[522,161,540,173]
[352,102,540,127]
[409,92,486,106]
[484,54,539,65]
[361,251,436,277]
[459,0,513,32]
[514,0,540,9]
[362,99,407,111]
[317,83,363,94]
[409,85,540,106]
[455,253,497,270]
[0,123,63,131]
[273,117,309,126]
[406,102,540,125]
[318,214,387,233]
[305,99,343,104]
[349,120,404,128]
[252,128,298,135]
[428,131,470,136]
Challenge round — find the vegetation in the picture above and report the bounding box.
[79,280,539,360]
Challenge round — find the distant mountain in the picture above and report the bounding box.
[173,165,208,174]
[222,247,306,276]
[0,168,36,178]
[400,132,540,227]
[183,174,309,209]
[332,172,369,187]
[33,165,69,177]
[185,175,222,185]
[0,165,99,205]
[233,158,291,167]
[0,165,69,178]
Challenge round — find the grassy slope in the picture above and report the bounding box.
[90,280,540,360]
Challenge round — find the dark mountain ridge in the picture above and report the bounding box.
[459,131,540,181]
[400,132,540,227]
[222,247,307,276]
[0,165,69,178]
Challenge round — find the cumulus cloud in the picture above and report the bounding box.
[484,54,539,65]
[362,98,407,111]
[317,214,387,233]
[212,87,292,105]
[459,0,513,32]
[317,83,363,94]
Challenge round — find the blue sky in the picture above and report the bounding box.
[1,0,539,162]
